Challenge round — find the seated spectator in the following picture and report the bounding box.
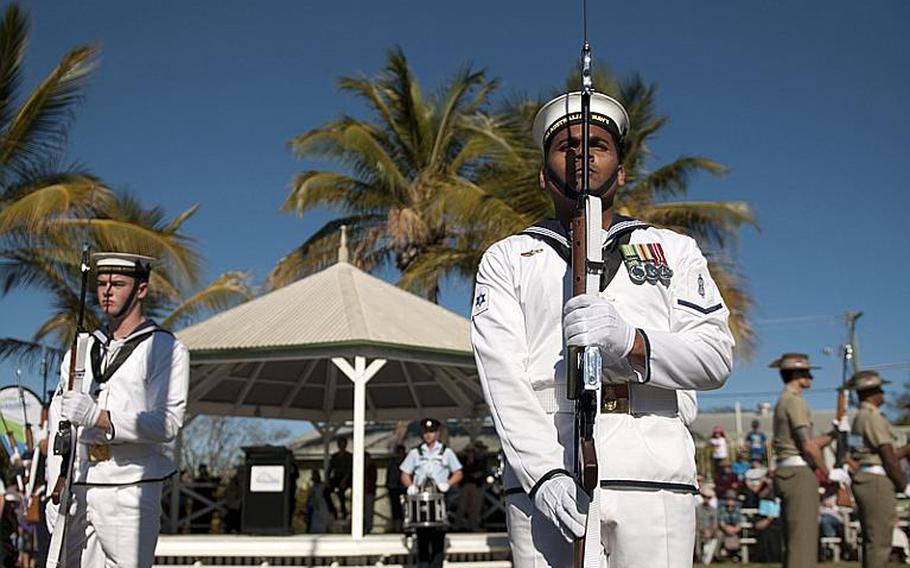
[695,476,718,509]
[718,489,744,561]
[819,490,843,539]
[695,487,719,564]
[753,486,783,563]
[740,459,769,508]
[731,450,750,479]
[713,460,739,497]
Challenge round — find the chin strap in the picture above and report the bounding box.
[111,278,142,319]
[545,163,619,201]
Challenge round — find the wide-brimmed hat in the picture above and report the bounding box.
[846,369,890,392]
[768,352,820,371]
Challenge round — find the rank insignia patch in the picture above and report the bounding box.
[472,285,490,317]
[619,243,672,286]
[520,248,544,257]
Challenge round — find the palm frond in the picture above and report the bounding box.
[0,337,62,369]
[0,4,28,130]
[0,174,107,234]
[161,271,254,330]
[0,43,98,171]
[637,201,756,249]
[266,215,384,289]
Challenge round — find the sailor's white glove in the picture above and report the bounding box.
[437,482,449,493]
[407,484,419,496]
[60,391,102,428]
[533,474,589,542]
[828,466,851,486]
[902,485,910,498]
[564,295,636,362]
[833,416,851,433]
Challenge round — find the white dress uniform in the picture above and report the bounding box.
[46,320,189,567]
[471,217,734,568]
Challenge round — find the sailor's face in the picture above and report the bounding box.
[96,274,145,316]
[540,123,624,204]
[422,430,438,445]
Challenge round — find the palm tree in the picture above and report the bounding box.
[0,5,250,362]
[410,65,758,357]
[270,46,511,301]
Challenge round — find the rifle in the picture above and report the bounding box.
[47,241,92,568]
[833,344,853,506]
[565,25,604,568]
[24,405,47,524]
[16,369,34,451]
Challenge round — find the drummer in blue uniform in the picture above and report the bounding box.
[400,418,463,568]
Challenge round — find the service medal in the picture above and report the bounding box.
[638,244,659,284]
[620,244,647,284]
[650,243,673,285]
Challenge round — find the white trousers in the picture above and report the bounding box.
[64,482,163,567]
[506,487,695,568]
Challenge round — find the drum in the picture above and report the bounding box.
[402,491,447,530]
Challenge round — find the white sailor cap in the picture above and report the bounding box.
[92,252,155,279]
[532,91,630,151]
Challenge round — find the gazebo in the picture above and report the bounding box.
[175,237,484,538]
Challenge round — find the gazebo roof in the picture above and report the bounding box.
[177,259,484,423]
[178,260,471,359]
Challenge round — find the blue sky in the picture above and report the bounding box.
[2,1,909,419]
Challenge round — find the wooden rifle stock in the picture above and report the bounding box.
[833,387,852,506]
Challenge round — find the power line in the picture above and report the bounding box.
[866,361,910,371]
[754,315,839,327]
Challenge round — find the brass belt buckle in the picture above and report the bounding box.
[88,444,111,462]
[601,384,631,414]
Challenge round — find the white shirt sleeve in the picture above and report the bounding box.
[643,237,734,390]
[111,337,189,444]
[471,243,567,494]
[399,449,418,474]
[444,449,463,473]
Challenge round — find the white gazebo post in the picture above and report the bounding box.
[332,356,386,539]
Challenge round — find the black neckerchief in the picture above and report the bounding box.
[520,215,649,291]
[90,320,171,384]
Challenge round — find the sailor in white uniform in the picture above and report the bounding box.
[46,252,189,567]
[470,92,734,567]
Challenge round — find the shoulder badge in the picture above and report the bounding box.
[472,285,490,317]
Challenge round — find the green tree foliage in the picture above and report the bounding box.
[271,46,511,302]
[0,5,253,366]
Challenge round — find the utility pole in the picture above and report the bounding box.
[843,311,862,374]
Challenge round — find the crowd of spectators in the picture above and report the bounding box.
[696,422,866,564]
[696,423,795,564]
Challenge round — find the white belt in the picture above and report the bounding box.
[776,456,808,467]
[859,465,886,476]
